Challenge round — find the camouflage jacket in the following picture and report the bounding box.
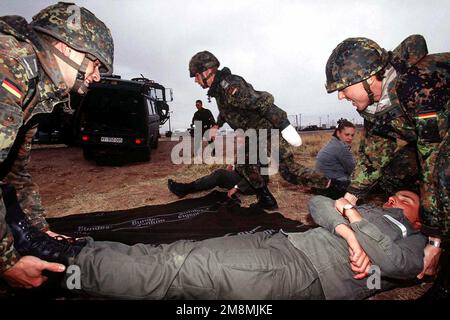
[0,16,68,272]
[207,67,290,132]
[349,35,449,238]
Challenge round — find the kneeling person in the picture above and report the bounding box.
[168,165,268,199]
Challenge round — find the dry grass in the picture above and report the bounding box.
[294,130,362,159]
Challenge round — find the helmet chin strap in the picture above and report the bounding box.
[362,80,375,105]
[47,44,93,95]
[200,70,214,89]
[71,57,91,95]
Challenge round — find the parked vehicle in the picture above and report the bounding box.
[73,75,172,164]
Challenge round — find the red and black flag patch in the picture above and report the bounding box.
[1,78,23,100]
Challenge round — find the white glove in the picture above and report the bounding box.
[281,125,302,147]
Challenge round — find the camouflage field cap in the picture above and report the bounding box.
[189,51,220,77]
[325,37,389,93]
[30,2,114,75]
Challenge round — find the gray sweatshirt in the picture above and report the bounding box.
[315,136,356,181]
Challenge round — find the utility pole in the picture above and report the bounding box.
[295,114,299,129]
[299,113,302,130]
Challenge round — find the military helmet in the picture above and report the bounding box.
[325,37,389,93]
[30,2,114,75]
[189,51,220,77]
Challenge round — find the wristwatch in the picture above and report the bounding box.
[342,203,355,216]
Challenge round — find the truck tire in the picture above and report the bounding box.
[139,146,151,162]
[83,147,95,160]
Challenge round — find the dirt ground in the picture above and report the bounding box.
[27,136,432,300]
[29,138,314,221]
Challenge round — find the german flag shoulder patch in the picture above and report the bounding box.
[417,111,437,120]
[1,78,23,100]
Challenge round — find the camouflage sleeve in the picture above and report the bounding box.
[1,51,47,231]
[5,126,49,231]
[0,51,30,268]
[225,77,291,129]
[236,177,251,193]
[413,105,449,239]
[224,77,271,109]
[348,130,397,198]
[417,138,444,238]
[0,56,27,166]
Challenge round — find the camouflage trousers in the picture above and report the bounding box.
[0,192,17,272]
[235,131,329,190]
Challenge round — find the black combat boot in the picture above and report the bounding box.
[251,186,278,210]
[167,179,196,198]
[3,184,86,266]
[312,178,350,200]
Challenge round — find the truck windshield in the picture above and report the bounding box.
[80,88,145,131]
[149,88,165,101]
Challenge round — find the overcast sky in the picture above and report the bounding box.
[3,0,450,130]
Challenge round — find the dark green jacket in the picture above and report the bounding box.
[207,67,290,131]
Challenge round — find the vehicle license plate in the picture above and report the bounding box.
[100,137,123,143]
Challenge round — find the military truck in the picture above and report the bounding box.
[73,75,172,163]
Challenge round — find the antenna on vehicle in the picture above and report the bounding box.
[131,74,154,84]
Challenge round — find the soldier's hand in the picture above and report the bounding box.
[46,230,70,239]
[227,187,239,199]
[226,164,234,171]
[1,256,65,289]
[417,244,442,279]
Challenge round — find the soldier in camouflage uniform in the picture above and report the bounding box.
[326,35,449,299]
[189,51,333,210]
[0,2,113,289]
